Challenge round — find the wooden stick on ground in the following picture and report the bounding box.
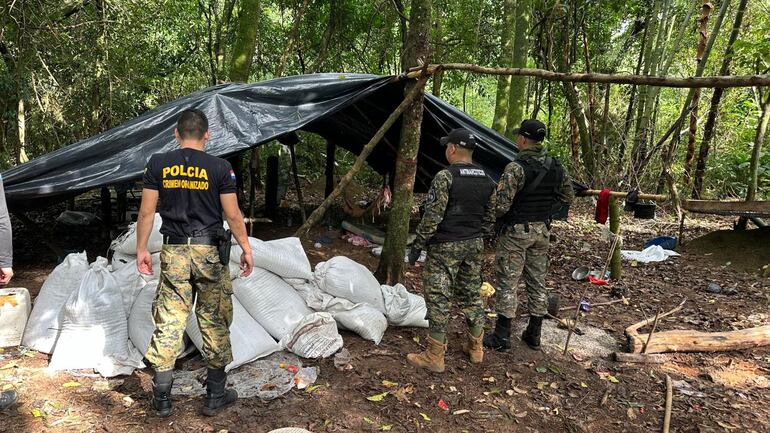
[293,76,430,238]
[643,310,662,354]
[663,375,673,433]
[629,324,770,354]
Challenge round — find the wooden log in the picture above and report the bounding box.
[629,325,770,354]
[405,63,770,89]
[293,77,430,238]
[288,143,307,223]
[578,189,668,202]
[683,199,770,217]
[613,352,667,364]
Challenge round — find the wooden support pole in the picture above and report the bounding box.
[265,156,279,219]
[288,143,306,223]
[294,77,430,238]
[609,198,622,280]
[325,140,335,198]
[405,63,770,88]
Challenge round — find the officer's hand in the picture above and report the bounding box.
[137,250,154,276]
[240,251,253,277]
[408,247,422,266]
[0,268,13,285]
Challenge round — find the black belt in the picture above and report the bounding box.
[163,235,218,246]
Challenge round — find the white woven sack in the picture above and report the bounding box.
[111,213,164,254]
[127,280,159,356]
[233,268,312,340]
[314,257,385,313]
[49,258,144,377]
[230,237,312,280]
[278,312,343,358]
[289,279,387,344]
[380,284,429,328]
[22,252,89,354]
[186,295,279,372]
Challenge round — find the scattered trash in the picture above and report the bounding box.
[333,348,353,371]
[671,379,706,398]
[314,242,323,249]
[579,301,591,312]
[294,366,318,390]
[644,236,678,251]
[438,399,449,411]
[571,266,589,281]
[621,245,680,263]
[342,233,373,247]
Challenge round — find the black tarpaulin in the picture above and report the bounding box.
[2,73,517,210]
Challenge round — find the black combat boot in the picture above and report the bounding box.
[0,390,18,410]
[201,367,238,416]
[483,315,512,352]
[522,315,544,350]
[151,370,174,417]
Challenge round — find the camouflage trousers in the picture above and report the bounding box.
[146,244,233,372]
[493,222,550,318]
[423,238,486,335]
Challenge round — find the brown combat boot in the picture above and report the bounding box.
[407,336,446,373]
[462,331,484,363]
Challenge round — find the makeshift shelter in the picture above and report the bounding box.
[2,73,517,211]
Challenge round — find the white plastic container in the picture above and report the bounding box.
[0,288,32,347]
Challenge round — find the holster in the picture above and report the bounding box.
[218,229,232,265]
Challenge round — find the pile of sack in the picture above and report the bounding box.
[21,214,428,377]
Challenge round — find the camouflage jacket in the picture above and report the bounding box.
[495,145,575,219]
[413,163,497,250]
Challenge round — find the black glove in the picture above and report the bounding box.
[408,246,422,266]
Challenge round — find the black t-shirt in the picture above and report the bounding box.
[143,148,237,237]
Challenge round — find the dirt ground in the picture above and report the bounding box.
[2,202,769,433]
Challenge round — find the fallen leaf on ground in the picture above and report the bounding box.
[382,380,399,388]
[627,408,637,420]
[536,367,547,373]
[366,392,388,402]
[0,362,16,370]
[380,425,392,431]
[306,384,322,393]
[393,385,414,402]
[363,417,374,424]
[453,409,470,415]
[31,408,44,418]
[513,386,528,394]
[419,413,431,422]
[537,382,550,390]
[607,375,620,384]
[514,411,528,418]
[482,376,496,382]
[62,381,81,388]
[580,382,588,388]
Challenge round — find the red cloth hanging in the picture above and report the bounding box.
[595,188,611,224]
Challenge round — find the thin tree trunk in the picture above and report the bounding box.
[747,91,770,202]
[600,83,611,167]
[313,0,337,72]
[275,0,310,77]
[684,0,730,189]
[431,8,444,97]
[505,0,530,137]
[693,0,748,199]
[619,21,648,171]
[376,0,432,284]
[581,23,596,148]
[492,0,515,133]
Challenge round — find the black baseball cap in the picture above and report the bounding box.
[512,119,547,142]
[440,128,477,149]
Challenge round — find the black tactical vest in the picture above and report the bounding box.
[431,164,495,244]
[501,155,564,224]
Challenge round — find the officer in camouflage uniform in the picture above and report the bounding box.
[406,129,496,373]
[136,109,253,417]
[484,119,574,352]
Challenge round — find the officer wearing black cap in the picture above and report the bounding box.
[484,119,574,352]
[405,128,496,373]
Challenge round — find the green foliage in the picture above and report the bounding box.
[0,0,767,200]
